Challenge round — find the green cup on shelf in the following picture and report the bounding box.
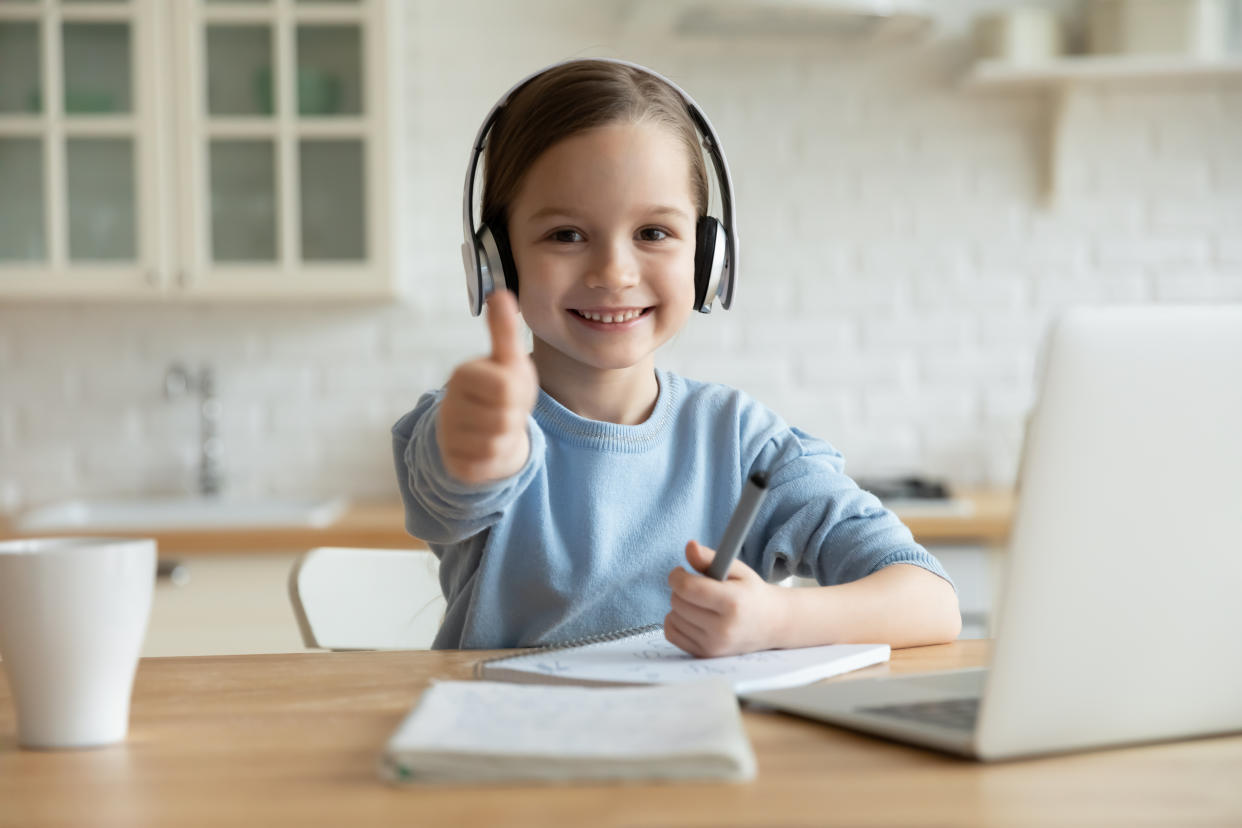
[254,65,274,115]
[252,66,342,116]
[65,89,117,114]
[298,68,342,116]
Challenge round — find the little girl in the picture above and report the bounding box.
[392,59,960,653]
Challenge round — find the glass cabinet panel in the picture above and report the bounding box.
[295,24,361,116]
[206,25,273,116]
[0,0,386,295]
[299,139,364,260]
[62,23,132,114]
[0,21,40,113]
[66,138,136,260]
[209,139,277,261]
[0,138,45,261]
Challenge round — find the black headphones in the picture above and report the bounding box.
[460,58,739,317]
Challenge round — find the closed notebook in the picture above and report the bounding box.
[381,679,755,784]
[475,623,890,694]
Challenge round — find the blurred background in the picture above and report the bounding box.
[1,0,1239,651]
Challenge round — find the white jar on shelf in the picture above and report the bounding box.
[1087,0,1233,58]
[972,7,1066,64]
[1229,0,1242,53]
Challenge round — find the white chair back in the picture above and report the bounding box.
[288,547,445,650]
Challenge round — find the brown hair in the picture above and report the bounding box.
[480,60,710,231]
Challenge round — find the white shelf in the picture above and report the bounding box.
[961,54,1242,207]
[966,54,1242,89]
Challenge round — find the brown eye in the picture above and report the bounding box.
[638,227,669,242]
[551,229,584,243]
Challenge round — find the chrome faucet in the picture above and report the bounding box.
[164,363,224,497]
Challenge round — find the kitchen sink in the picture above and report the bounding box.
[15,496,350,532]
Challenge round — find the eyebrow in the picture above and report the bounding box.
[525,205,694,223]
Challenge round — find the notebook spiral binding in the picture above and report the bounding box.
[474,622,663,676]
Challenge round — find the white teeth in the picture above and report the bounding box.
[579,309,643,323]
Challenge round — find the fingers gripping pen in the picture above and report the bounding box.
[706,471,770,581]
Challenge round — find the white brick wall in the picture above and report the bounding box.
[1,0,1240,511]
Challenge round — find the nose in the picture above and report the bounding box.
[584,237,640,291]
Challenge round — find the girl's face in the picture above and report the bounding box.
[506,121,698,385]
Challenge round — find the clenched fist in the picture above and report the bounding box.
[436,290,539,484]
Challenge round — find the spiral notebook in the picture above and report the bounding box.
[475,624,891,694]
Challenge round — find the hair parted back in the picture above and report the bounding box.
[480,60,710,232]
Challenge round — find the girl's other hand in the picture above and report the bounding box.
[436,290,539,484]
[664,540,791,657]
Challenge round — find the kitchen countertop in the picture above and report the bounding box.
[0,501,426,555]
[0,491,1014,555]
[897,488,1013,545]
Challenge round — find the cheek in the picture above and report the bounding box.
[666,250,699,299]
[654,259,698,319]
[509,244,539,286]
[510,249,567,303]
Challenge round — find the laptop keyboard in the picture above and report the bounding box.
[859,697,980,731]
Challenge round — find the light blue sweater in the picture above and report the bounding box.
[392,369,951,650]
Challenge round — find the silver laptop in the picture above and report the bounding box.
[743,305,1242,761]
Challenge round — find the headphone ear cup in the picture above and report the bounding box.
[693,216,725,312]
[483,221,519,297]
[463,238,487,317]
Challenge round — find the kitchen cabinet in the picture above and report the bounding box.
[144,551,308,656]
[0,0,394,300]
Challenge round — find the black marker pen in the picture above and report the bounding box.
[706,471,770,581]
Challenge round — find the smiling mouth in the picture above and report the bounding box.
[570,308,652,324]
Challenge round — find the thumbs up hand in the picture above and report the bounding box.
[436,290,540,484]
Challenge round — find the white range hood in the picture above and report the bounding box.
[620,0,934,41]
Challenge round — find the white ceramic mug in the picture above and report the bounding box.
[0,537,155,749]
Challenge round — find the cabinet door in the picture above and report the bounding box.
[0,0,166,296]
[180,0,390,298]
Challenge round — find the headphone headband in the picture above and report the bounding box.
[461,58,738,316]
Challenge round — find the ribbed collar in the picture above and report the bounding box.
[533,368,680,454]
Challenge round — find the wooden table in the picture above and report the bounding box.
[3,641,1239,827]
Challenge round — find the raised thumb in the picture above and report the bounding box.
[486,290,524,365]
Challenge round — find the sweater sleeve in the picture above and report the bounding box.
[390,389,545,546]
[742,427,953,589]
